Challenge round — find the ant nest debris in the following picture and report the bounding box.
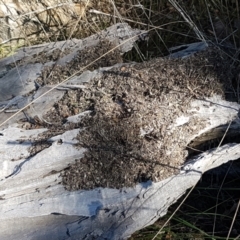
[53,46,232,190]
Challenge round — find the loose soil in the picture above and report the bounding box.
[25,43,236,190]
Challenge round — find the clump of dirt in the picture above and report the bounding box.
[21,39,123,154]
[35,39,123,86]
[58,46,233,190]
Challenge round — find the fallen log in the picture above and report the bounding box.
[0,23,240,239]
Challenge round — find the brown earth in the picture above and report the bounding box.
[60,48,228,190]
[22,43,236,190]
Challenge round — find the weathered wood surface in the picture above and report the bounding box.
[0,22,144,126]
[1,23,240,239]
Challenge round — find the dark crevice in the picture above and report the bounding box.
[186,123,240,160]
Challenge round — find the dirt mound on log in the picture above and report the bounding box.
[58,47,232,190]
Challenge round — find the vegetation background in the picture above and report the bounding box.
[1,0,240,239]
